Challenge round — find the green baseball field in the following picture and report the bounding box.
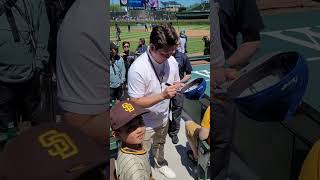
[110,23,210,56]
[110,22,211,97]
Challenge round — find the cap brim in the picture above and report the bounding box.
[118,108,150,130]
[131,108,150,120]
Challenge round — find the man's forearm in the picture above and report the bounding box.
[227,41,261,67]
[180,74,191,83]
[130,94,165,108]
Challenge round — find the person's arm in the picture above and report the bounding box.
[226,40,261,67]
[199,128,210,141]
[180,74,191,83]
[199,106,210,140]
[120,58,126,83]
[227,0,264,67]
[130,85,179,108]
[180,55,192,83]
[130,94,165,108]
[128,67,181,108]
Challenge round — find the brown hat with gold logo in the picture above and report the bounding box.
[110,100,149,130]
[0,123,107,180]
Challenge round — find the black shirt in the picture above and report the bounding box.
[216,0,264,59]
[174,51,192,80]
[122,51,135,71]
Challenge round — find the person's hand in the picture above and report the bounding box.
[172,81,185,91]
[213,67,239,86]
[225,68,239,81]
[161,84,180,99]
[213,68,227,86]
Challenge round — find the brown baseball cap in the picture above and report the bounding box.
[110,100,149,130]
[0,123,107,180]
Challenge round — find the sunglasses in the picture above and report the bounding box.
[123,45,129,48]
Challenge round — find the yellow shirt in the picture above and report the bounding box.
[299,139,320,180]
[201,106,210,129]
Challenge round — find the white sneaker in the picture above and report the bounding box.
[158,166,176,179]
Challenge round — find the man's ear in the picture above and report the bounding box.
[150,44,155,51]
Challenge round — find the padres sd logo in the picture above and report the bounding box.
[122,102,134,112]
[38,130,79,160]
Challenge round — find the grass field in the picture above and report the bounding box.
[110,24,210,56]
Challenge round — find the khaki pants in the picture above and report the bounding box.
[62,110,109,148]
[143,121,169,167]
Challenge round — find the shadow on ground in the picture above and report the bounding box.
[175,143,197,178]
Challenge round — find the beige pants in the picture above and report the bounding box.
[143,121,169,167]
[62,110,109,147]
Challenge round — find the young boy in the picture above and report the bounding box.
[185,106,210,163]
[110,101,153,180]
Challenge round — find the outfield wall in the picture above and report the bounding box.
[110,19,209,26]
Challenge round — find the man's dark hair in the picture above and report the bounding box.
[122,41,130,47]
[139,38,145,45]
[202,36,208,41]
[150,23,179,50]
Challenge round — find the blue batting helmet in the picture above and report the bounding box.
[228,52,309,122]
[181,78,207,100]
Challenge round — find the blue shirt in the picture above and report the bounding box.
[110,56,126,88]
[136,45,148,56]
[174,51,192,80]
[217,0,264,59]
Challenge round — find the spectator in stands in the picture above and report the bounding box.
[115,23,118,31]
[177,30,187,54]
[121,41,135,85]
[135,38,148,57]
[202,36,210,55]
[116,23,121,42]
[144,23,148,32]
[110,41,126,102]
[185,106,210,163]
[216,0,264,69]
[168,44,192,144]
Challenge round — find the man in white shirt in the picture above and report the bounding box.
[178,30,187,54]
[127,24,183,179]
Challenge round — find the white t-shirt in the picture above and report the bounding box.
[178,37,186,53]
[128,49,180,129]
